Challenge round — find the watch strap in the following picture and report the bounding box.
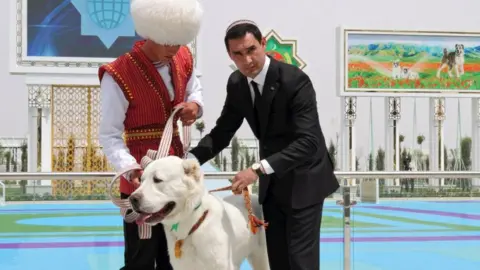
[252,164,264,176]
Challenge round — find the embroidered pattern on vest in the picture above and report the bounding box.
[97,41,194,198]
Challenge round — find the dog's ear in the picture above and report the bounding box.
[182,159,201,182]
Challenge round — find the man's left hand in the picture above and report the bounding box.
[232,168,258,194]
[178,102,199,126]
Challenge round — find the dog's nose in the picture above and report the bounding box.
[129,195,142,213]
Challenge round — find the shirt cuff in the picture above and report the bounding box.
[186,152,199,161]
[260,159,275,175]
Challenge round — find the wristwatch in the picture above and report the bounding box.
[251,163,264,176]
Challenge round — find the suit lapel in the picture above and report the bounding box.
[259,58,280,139]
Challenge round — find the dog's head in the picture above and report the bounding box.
[455,44,464,54]
[128,156,204,225]
[393,59,400,68]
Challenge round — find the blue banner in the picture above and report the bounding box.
[27,0,141,58]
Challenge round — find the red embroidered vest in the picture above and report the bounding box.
[98,40,193,195]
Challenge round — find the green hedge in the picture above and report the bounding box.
[5,192,109,201]
[380,188,480,198]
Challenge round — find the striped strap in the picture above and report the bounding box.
[108,105,192,239]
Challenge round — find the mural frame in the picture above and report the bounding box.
[9,0,197,75]
[337,26,480,98]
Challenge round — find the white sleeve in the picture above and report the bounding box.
[260,159,275,174]
[99,73,139,180]
[185,68,204,118]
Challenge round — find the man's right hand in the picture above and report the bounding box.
[178,102,200,126]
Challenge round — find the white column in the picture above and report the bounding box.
[471,99,480,186]
[429,98,438,173]
[385,97,400,186]
[40,109,52,186]
[395,127,400,161]
[439,119,445,186]
[339,98,347,175]
[348,124,357,186]
[384,98,393,186]
[340,97,357,186]
[394,122,400,186]
[429,98,445,187]
[27,107,38,185]
[429,98,438,187]
[27,84,52,186]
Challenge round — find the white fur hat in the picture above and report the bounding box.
[130,0,203,45]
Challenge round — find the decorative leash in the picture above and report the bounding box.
[209,186,268,234]
[108,105,268,245]
[108,106,190,239]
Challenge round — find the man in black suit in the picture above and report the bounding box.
[188,20,340,270]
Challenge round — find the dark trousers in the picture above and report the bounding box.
[262,194,324,270]
[120,193,173,270]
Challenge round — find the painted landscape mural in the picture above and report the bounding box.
[346,33,480,92]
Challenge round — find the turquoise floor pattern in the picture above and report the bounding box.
[0,199,479,269]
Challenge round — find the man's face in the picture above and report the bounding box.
[157,44,180,60]
[228,33,267,78]
[147,40,180,62]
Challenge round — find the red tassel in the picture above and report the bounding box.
[209,185,268,235]
[249,215,269,234]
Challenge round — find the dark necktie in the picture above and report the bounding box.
[251,81,263,135]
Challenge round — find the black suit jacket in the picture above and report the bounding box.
[190,57,340,209]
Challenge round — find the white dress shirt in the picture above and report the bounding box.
[245,56,275,175]
[99,63,204,178]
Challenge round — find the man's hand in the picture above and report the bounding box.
[232,168,258,194]
[130,169,143,189]
[178,102,200,126]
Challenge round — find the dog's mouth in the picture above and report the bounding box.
[137,202,176,225]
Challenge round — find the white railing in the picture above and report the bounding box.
[2,170,480,180]
[0,171,479,270]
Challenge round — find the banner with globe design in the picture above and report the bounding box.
[26,0,141,59]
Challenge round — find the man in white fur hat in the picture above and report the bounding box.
[98,0,203,269]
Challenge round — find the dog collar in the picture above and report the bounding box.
[170,201,202,232]
[174,209,209,259]
[194,201,202,210]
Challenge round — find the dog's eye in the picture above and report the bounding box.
[153,177,163,183]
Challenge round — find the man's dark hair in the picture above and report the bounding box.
[224,23,263,52]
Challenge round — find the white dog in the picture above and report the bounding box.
[401,67,419,80]
[391,59,402,79]
[129,156,270,270]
